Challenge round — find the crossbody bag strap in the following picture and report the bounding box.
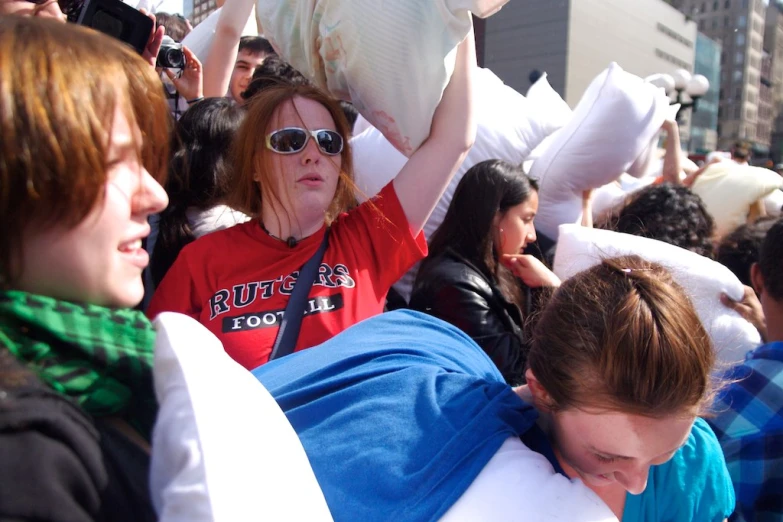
[268,229,330,361]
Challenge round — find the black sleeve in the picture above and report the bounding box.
[0,428,102,522]
[410,276,528,385]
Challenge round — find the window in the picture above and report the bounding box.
[721,51,727,64]
[725,0,731,6]
[739,15,747,28]
[737,33,745,46]
[736,86,743,99]
[699,19,705,31]
[747,109,756,121]
[713,0,719,9]
[713,18,719,29]
[724,16,729,27]
[742,0,747,7]
[736,51,744,64]
[734,69,744,82]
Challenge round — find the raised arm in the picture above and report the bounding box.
[392,29,477,235]
[660,119,683,185]
[202,0,255,98]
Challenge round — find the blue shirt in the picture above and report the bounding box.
[708,341,783,522]
[254,310,735,521]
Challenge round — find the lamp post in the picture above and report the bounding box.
[645,69,710,123]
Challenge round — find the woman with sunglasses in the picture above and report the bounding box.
[148,33,477,370]
[0,17,168,521]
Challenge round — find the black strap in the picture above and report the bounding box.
[268,230,329,361]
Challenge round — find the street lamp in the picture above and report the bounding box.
[645,69,710,122]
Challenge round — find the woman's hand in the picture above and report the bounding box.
[721,285,767,342]
[140,9,165,69]
[502,254,561,289]
[166,46,203,101]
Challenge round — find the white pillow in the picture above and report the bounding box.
[150,312,333,522]
[352,67,561,300]
[256,0,508,156]
[525,72,573,136]
[553,224,761,369]
[765,188,783,217]
[690,162,783,238]
[529,63,671,240]
[440,437,617,522]
[181,7,259,64]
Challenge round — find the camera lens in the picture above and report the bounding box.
[165,48,185,69]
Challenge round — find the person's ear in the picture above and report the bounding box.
[751,262,765,296]
[524,369,556,412]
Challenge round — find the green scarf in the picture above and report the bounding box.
[0,290,157,441]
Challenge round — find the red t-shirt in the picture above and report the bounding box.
[147,183,426,370]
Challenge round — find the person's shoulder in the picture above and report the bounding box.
[415,252,492,294]
[180,219,258,256]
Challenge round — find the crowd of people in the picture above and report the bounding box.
[1,0,783,521]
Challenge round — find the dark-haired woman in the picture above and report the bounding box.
[150,97,249,288]
[410,159,560,384]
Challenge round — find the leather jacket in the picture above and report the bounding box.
[409,249,528,385]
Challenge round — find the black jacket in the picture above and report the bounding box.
[0,350,157,522]
[409,250,529,385]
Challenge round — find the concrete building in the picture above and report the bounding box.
[480,0,697,138]
[691,33,723,152]
[765,2,783,161]
[480,0,697,104]
[189,0,217,25]
[675,0,769,153]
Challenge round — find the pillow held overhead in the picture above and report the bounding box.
[256,0,508,156]
[528,63,671,240]
[553,224,761,369]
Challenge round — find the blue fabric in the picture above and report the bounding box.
[253,310,537,522]
[708,341,783,522]
[623,418,735,522]
[253,310,735,522]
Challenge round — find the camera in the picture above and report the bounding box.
[75,0,153,55]
[156,36,186,70]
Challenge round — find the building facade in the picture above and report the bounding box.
[481,0,698,138]
[692,33,723,152]
[676,0,771,154]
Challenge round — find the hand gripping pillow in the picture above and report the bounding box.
[690,162,783,238]
[553,224,761,369]
[150,312,333,522]
[181,7,259,63]
[529,63,671,240]
[256,0,508,156]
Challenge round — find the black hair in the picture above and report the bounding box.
[339,101,359,134]
[151,98,246,287]
[241,55,310,101]
[717,217,778,288]
[421,159,538,308]
[602,183,716,258]
[238,36,276,56]
[155,12,190,43]
[759,218,783,301]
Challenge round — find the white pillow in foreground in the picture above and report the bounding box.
[440,437,617,522]
[553,225,761,369]
[150,312,333,522]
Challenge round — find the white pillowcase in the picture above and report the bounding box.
[690,162,783,238]
[440,437,617,522]
[150,312,333,522]
[256,0,508,156]
[525,72,573,136]
[181,7,259,64]
[529,63,670,240]
[765,188,783,217]
[553,224,761,369]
